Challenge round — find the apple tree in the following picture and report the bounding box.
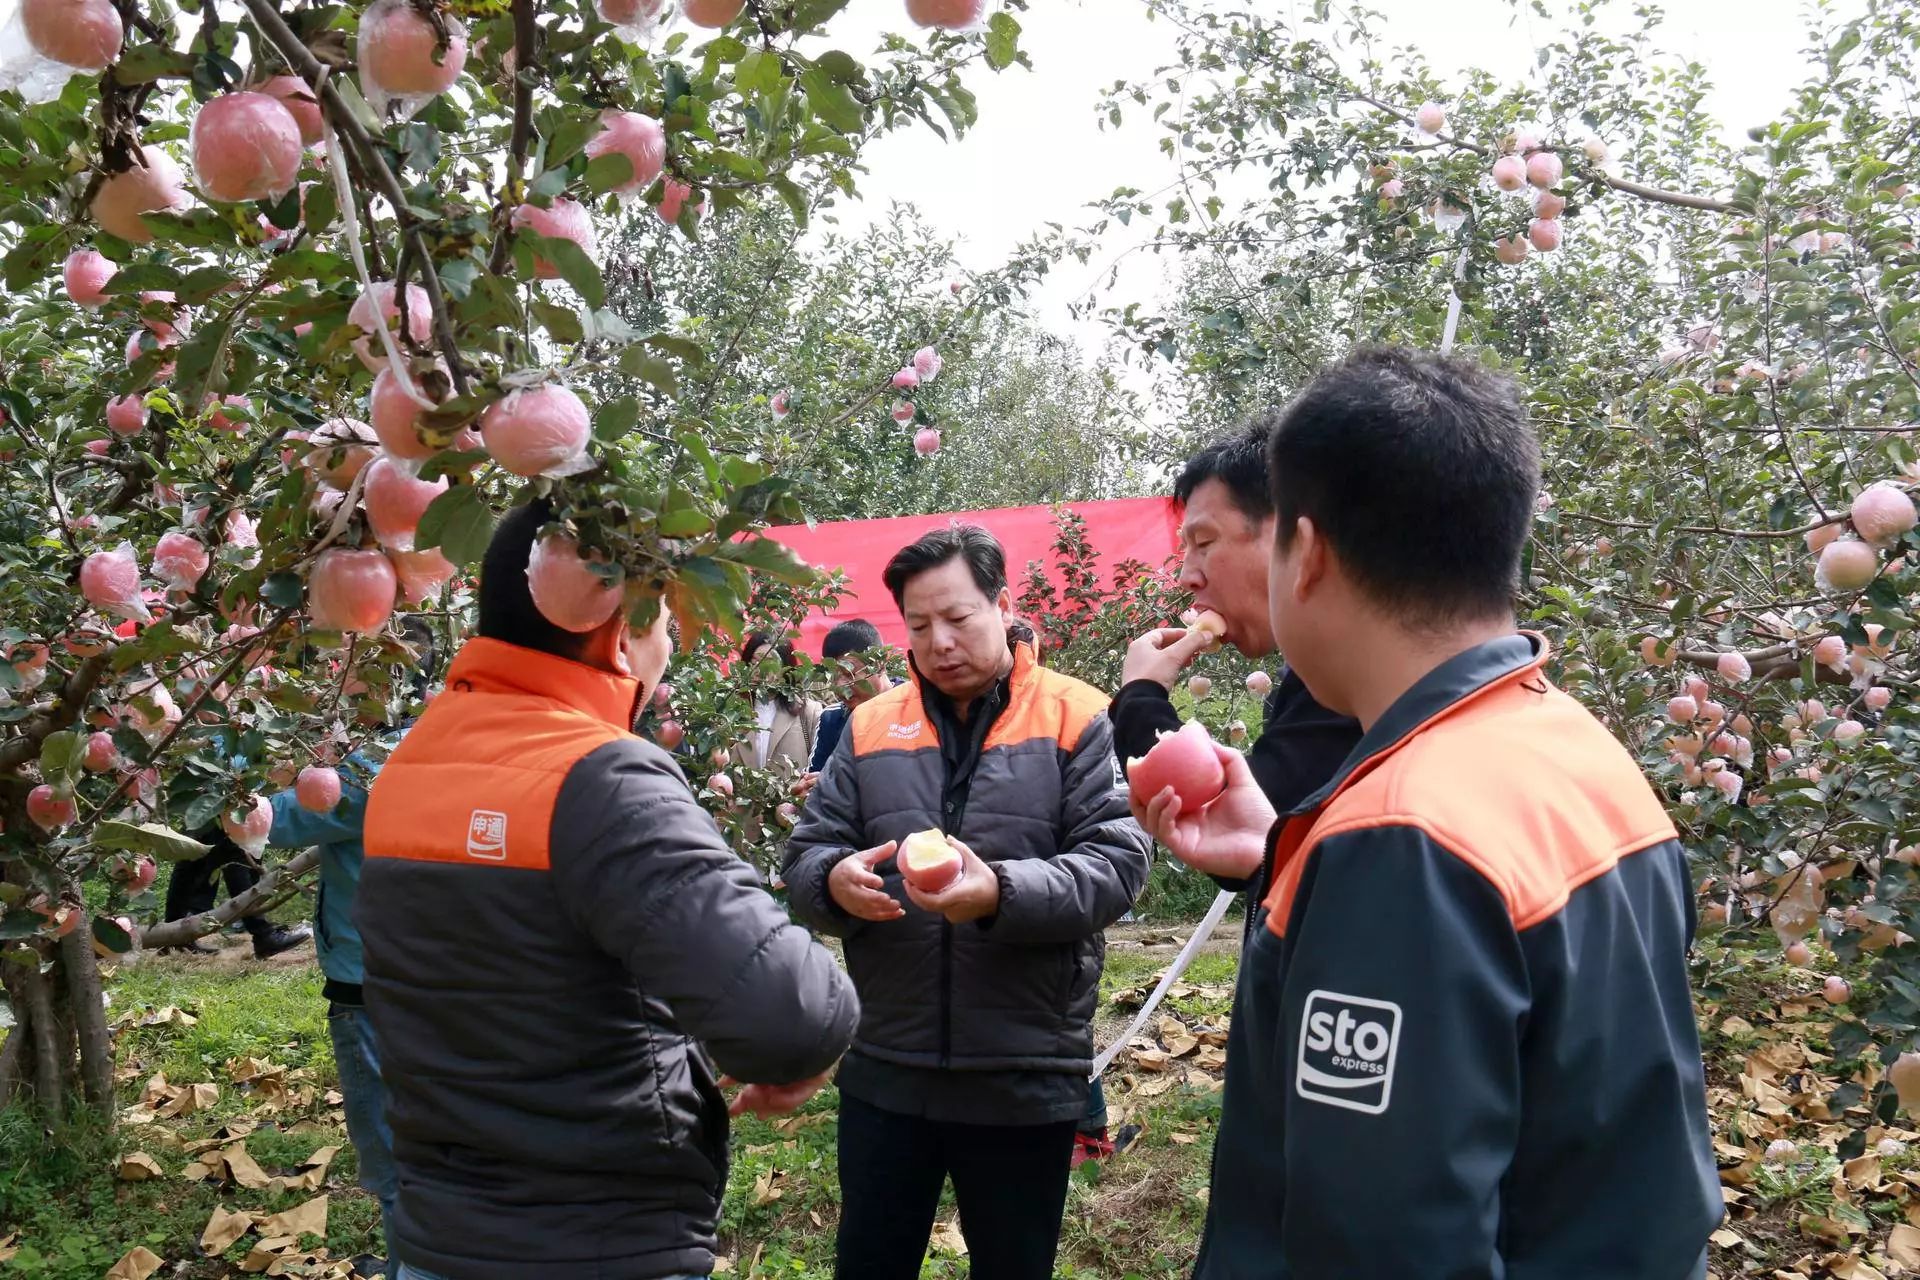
[0,0,1025,1120]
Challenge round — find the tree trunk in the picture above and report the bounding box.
[58,920,114,1107]
[20,957,65,1121]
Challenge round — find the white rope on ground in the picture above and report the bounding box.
[1439,242,1471,355]
[321,112,434,409]
[1090,887,1237,1081]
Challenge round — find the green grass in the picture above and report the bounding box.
[1,956,377,1280]
[2,936,1234,1279]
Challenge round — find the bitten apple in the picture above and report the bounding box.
[900,828,962,893]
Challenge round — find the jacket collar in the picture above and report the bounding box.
[443,636,641,731]
[906,634,1039,703]
[1289,632,1546,816]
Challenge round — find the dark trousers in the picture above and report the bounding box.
[834,1092,1078,1280]
[164,833,273,938]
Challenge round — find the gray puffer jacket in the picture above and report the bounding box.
[782,641,1150,1077]
[361,637,859,1280]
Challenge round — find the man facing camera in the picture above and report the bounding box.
[784,524,1151,1280]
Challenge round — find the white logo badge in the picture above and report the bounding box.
[466,809,508,861]
[1296,989,1401,1114]
[885,720,923,740]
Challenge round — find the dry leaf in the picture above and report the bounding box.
[241,1236,297,1272]
[1799,1213,1858,1245]
[1710,1227,1746,1248]
[106,1246,165,1280]
[751,1169,783,1206]
[202,1205,254,1255]
[258,1194,328,1241]
[1890,1224,1920,1270]
[1132,1049,1171,1072]
[117,1151,164,1181]
[1843,1153,1883,1189]
[224,1142,271,1190]
[711,1258,734,1275]
[0,1233,17,1264]
[929,1218,969,1256]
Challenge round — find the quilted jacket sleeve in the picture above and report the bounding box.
[987,712,1152,945]
[550,738,860,1084]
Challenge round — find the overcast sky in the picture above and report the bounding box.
[816,0,1828,344]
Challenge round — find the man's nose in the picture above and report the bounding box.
[1178,554,1205,591]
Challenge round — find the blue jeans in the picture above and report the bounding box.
[327,1003,398,1239]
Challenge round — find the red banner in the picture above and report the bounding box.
[764,497,1180,657]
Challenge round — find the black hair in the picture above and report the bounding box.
[742,630,797,669]
[1174,416,1279,523]
[396,614,440,708]
[822,618,883,661]
[478,497,597,660]
[1267,346,1539,624]
[881,524,1007,609]
[740,630,805,714]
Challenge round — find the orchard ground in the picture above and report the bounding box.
[0,906,1908,1280]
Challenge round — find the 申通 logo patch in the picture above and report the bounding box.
[466,809,508,861]
[886,720,923,741]
[1295,989,1401,1115]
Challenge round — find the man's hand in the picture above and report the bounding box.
[722,1070,832,1117]
[1133,745,1277,881]
[903,836,999,924]
[1122,627,1217,690]
[793,772,820,798]
[828,841,904,921]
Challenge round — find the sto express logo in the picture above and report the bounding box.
[1295,990,1402,1115]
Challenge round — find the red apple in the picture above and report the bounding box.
[1127,721,1227,812]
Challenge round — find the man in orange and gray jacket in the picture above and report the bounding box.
[360,501,859,1280]
[1137,349,1720,1279]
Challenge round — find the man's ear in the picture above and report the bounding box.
[1290,516,1328,604]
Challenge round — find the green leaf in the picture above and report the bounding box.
[658,507,714,538]
[985,12,1022,71]
[260,571,305,610]
[771,176,810,229]
[91,915,135,955]
[594,395,642,443]
[416,486,497,567]
[40,730,81,789]
[585,152,636,195]
[110,621,200,673]
[532,298,585,345]
[3,225,65,294]
[532,235,607,310]
[646,333,710,366]
[619,348,679,394]
[813,50,864,84]
[719,536,817,585]
[800,66,866,133]
[736,49,785,95]
[113,43,196,85]
[94,820,213,863]
[788,0,852,33]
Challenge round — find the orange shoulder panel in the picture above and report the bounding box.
[365,687,629,872]
[1267,679,1677,933]
[986,666,1110,754]
[849,681,936,754]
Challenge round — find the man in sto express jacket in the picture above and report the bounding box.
[361,500,860,1280]
[783,524,1151,1280]
[1133,348,1721,1279]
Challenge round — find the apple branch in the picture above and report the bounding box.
[0,654,112,773]
[135,848,320,950]
[488,0,538,277]
[237,0,470,396]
